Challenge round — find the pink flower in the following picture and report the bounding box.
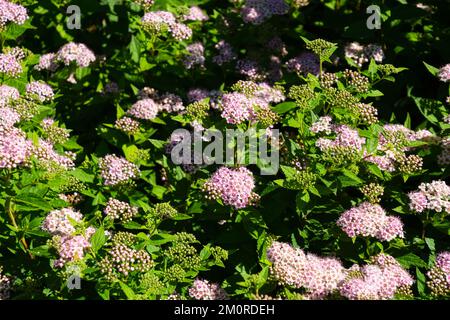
[438,64,450,82]
[189,279,229,300]
[0,0,28,28]
[266,241,346,298]
[286,52,320,76]
[127,99,159,120]
[408,191,428,213]
[34,53,58,72]
[220,93,256,124]
[241,0,288,25]
[0,52,22,77]
[410,181,450,213]
[99,154,140,186]
[183,42,205,69]
[26,81,54,103]
[56,42,96,68]
[212,41,236,65]
[182,6,208,21]
[42,208,83,236]
[0,128,33,169]
[0,85,20,107]
[337,202,404,241]
[0,107,20,133]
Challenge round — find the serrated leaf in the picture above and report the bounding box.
[423,61,439,76]
[90,227,106,253]
[272,102,297,114]
[397,253,428,268]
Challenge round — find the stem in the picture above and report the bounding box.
[421,212,430,240]
[319,58,323,78]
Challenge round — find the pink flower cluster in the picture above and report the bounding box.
[203,166,258,209]
[0,128,33,169]
[316,124,366,152]
[188,279,229,300]
[182,6,208,21]
[25,81,54,103]
[408,180,450,214]
[0,107,20,134]
[128,90,185,121]
[435,252,450,274]
[251,82,286,107]
[236,59,262,80]
[0,269,11,300]
[42,208,83,236]
[183,42,205,69]
[337,202,404,241]
[267,242,413,300]
[220,92,257,124]
[187,88,210,102]
[364,124,432,172]
[42,208,94,268]
[344,42,384,67]
[266,241,346,299]
[0,51,23,77]
[286,52,320,76]
[0,0,28,29]
[220,81,285,124]
[438,64,450,82]
[54,235,91,268]
[241,0,289,25]
[115,116,140,135]
[310,116,332,134]
[104,198,139,223]
[141,11,192,41]
[340,253,414,300]
[438,137,450,166]
[127,99,159,120]
[34,53,58,72]
[33,139,75,169]
[158,93,185,113]
[99,154,140,186]
[35,43,95,73]
[56,42,96,68]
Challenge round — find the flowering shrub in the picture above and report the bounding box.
[0,0,449,301]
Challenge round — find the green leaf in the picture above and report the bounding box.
[365,90,384,97]
[425,238,435,253]
[415,267,426,296]
[129,35,141,63]
[119,281,135,299]
[69,169,95,183]
[368,58,378,76]
[366,163,384,179]
[171,214,192,220]
[14,194,53,212]
[339,169,363,187]
[410,96,444,125]
[3,20,36,40]
[397,253,428,268]
[28,245,51,258]
[90,227,107,253]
